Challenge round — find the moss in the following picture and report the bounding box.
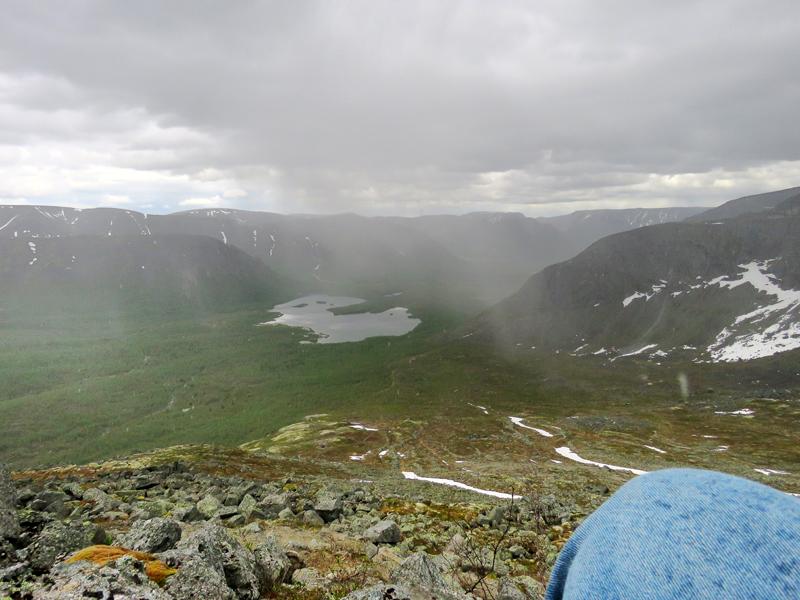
[64,545,178,585]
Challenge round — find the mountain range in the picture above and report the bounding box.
[458,193,800,362]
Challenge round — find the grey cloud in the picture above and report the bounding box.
[1,1,800,214]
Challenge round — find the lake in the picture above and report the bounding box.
[257,294,421,343]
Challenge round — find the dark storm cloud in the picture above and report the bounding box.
[1,1,799,215]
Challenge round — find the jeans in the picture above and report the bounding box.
[545,469,800,599]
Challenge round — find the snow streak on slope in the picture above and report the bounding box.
[706,260,800,361]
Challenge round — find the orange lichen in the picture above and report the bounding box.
[64,545,177,585]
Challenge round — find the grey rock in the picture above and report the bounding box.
[162,552,234,600]
[314,491,343,522]
[171,521,259,600]
[487,506,508,528]
[302,510,325,526]
[197,494,223,518]
[228,514,246,527]
[38,555,172,600]
[260,493,293,517]
[34,490,71,506]
[364,520,402,544]
[129,499,172,521]
[391,551,460,596]
[119,517,182,553]
[83,487,121,511]
[241,522,261,534]
[224,492,242,506]
[172,504,204,522]
[238,494,258,518]
[292,567,325,590]
[499,576,546,600]
[26,520,107,572]
[254,532,291,587]
[0,538,17,569]
[278,507,295,520]
[364,542,378,560]
[216,506,240,520]
[0,562,27,582]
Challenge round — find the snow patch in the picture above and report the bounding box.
[509,417,553,438]
[643,445,666,454]
[402,471,513,499]
[349,424,379,431]
[755,468,790,476]
[706,260,800,361]
[555,447,647,475]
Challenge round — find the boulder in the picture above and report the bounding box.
[166,522,259,600]
[292,567,325,590]
[391,552,461,596]
[197,494,223,518]
[162,552,234,600]
[364,520,401,544]
[172,504,204,523]
[254,532,291,587]
[26,521,107,572]
[259,493,293,518]
[302,510,325,526]
[313,491,343,522]
[83,487,121,512]
[497,576,545,600]
[119,517,182,553]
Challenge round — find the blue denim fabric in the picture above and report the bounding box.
[545,469,800,599]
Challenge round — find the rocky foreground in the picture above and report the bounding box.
[0,456,602,600]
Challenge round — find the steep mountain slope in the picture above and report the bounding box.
[459,197,800,362]
[540,207,707,254]
[0,234,293,317]
[684,187,800,222]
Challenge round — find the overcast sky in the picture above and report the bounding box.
[1,1,799,217]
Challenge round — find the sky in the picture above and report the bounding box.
[1,1,800,218]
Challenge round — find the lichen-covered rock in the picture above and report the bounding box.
[291,567,325,590]
[166,522,259,600]
[129,499,172,521]
[391,552,462,597]
[238,494,258,518]
[61,482,84,500]
[172,504,204,523]
[36,555,173,600]
[364,520,401,544]
[162,552,235,600]
[83,487,121,512]
[498,575,545,600]
[197,494,222,518]
[313,490,343,522]
[254,532,291,587]
[302,510,325,526]
[119,517,182,553]
[26,521,107,572]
